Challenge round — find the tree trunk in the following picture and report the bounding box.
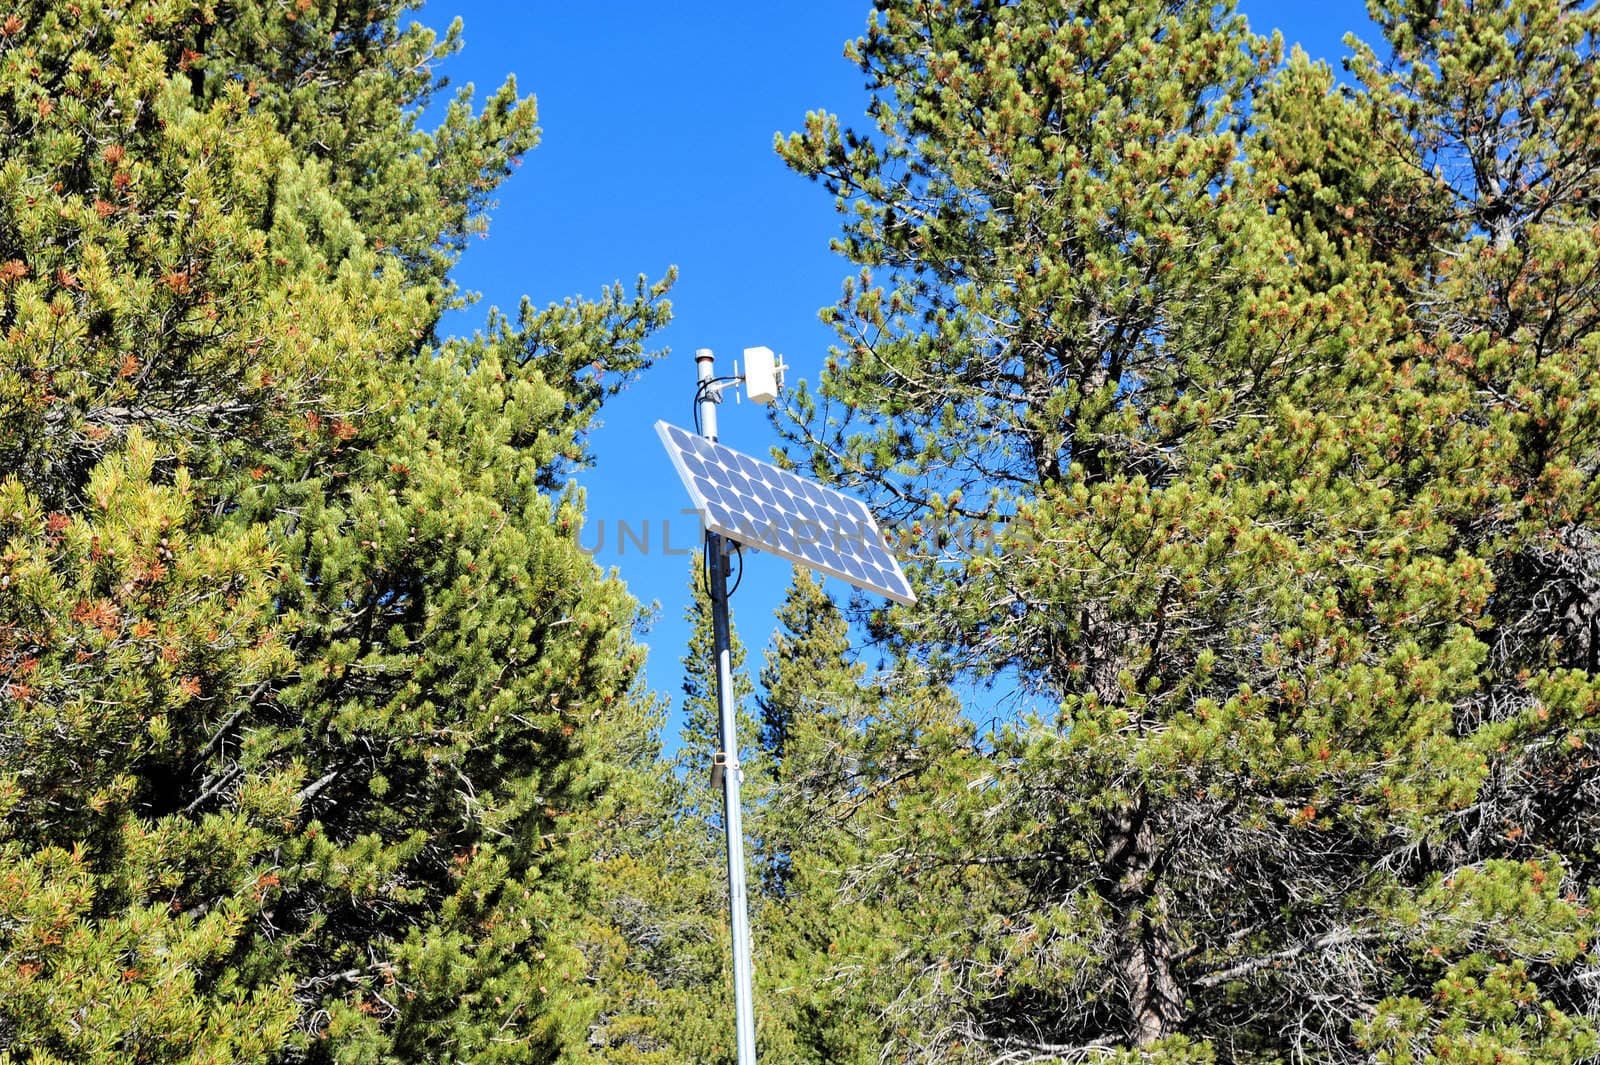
[1101,791,1183,1046]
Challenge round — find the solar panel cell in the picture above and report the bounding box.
[656,420,916,605]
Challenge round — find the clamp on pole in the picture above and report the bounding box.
[710,750,736,791]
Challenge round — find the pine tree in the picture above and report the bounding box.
[197,0,539,288]
[752,571,985,1064]
[758,567,859,770]
[761,653,974,1065]
[776,0,1599,1060]
[680,554,757,776]
[755,566,863,896]
[578,555,761,1065]
[1339,1,1600,1056]
[0,3,671,1061]
[571,682,737,1065]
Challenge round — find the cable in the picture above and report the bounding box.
[690,376,747,595]
[699,537,744,598]
[691,376,743,436]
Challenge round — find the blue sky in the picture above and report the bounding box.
[421,1,1380,736]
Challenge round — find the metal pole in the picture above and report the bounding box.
[696,349,759,1065]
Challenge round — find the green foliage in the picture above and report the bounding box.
[754,567,861,896]
[766,0,1600,1061]
[0,438,298,1062]
[198,0,540,286]
[680,554,757,767]
[757,567,861,771]
[576,713,741,1065]
[0,2,669,1062]
[759,639,974,1065]
[578,560,768,1065]
[3,0,1595,1061]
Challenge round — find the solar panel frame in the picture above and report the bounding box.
[656,420,917,606]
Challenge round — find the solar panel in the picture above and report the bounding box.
[656,420,916,606]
